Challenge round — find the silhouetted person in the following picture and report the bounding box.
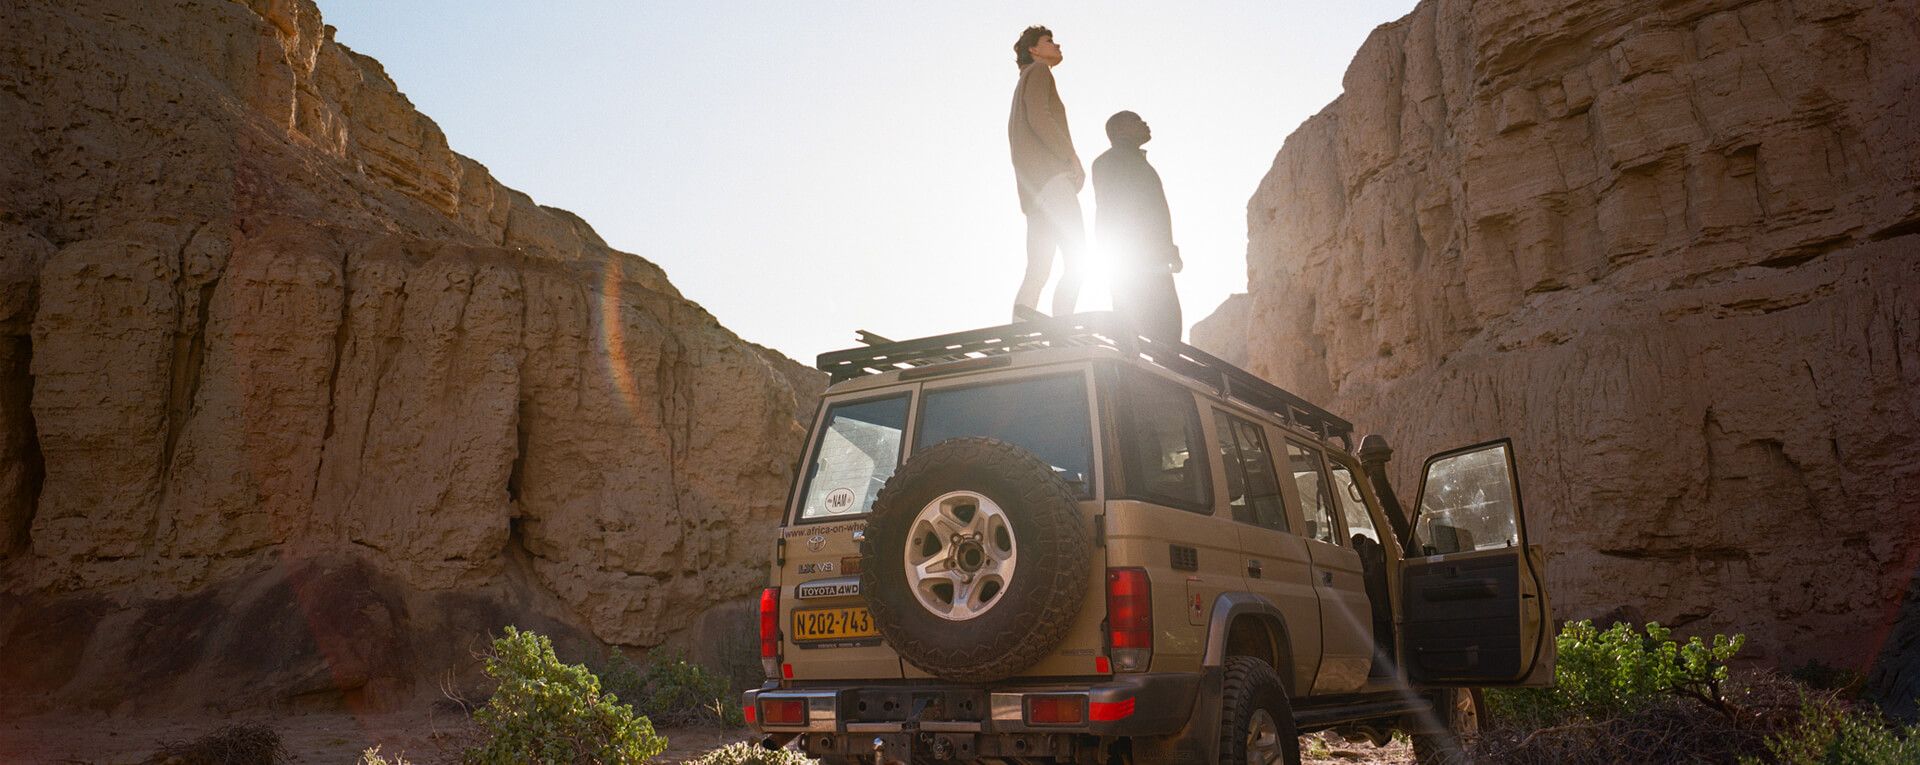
[1007,25,1087,321]
[1093,110,1183,341]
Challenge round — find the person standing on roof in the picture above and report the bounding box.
[1093,110,1183,341]
[1007,25,1088,322]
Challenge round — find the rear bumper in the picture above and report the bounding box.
[742,673,1201,739]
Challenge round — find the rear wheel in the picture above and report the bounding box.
[1219,656,1301,765]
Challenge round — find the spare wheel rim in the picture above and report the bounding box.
[904,490,1018,621]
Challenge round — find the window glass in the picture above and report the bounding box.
[1214,412,1288,531]
[1415,443,1520,554]
[1286,442,1339,544]
[1117,373,1210,511]
[798,395,910,520]
[1327,462,1380,545]
[916,373,1093,496]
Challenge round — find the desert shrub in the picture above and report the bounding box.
[685,741,817,765]
[1486,620,1746,727]
[1788,660,1866,696]
[1473,697,1768,764]
[1746,695,1920,765]
[465,626,667,764]
[600,651,746,728]
[1469,621,1777,764]
[144,722,285,765]
[357,746,412,765]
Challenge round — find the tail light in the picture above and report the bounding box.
[759,586,781,678]
[1025,695,1086,725]
[1106,567,1152,671]
[760,698,807,726]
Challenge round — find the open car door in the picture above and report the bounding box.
[1400,439,1554,687]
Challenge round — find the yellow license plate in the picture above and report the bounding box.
[791,606,879,642]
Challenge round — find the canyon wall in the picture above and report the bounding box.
[0,0,823,711]
[1209,0,1920,712]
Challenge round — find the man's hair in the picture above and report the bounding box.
[1014,26,1052,68]
[1106,111,1144,144]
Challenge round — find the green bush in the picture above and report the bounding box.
[465,626,668,764]
[1487,620,1746,726]
[684,741,817,765]
[599,651,746,728]
[1747,696,1920,765]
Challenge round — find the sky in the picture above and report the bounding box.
[317,2,1419,365]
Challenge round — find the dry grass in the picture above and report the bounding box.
[142,722,287,765]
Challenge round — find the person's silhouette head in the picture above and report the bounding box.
[1106,111,1151,149]
[1015,26,1061,68]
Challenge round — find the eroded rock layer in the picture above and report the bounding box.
[1217,0,1919,704]
[0,0,822,710]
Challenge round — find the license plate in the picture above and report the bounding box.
[791,606,879,642]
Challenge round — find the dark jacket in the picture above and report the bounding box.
[1091,146,1177,271]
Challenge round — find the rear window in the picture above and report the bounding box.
[914,373,1094,497]
[796,394,910,521]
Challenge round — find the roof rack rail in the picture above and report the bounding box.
[816,312,1354,448]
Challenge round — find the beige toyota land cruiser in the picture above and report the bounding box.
[743,315,1554,765]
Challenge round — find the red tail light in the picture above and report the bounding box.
[1025,695,1086,725]
[760,698,807,726]
[1106,567,1152,671]
[759,587,781,677]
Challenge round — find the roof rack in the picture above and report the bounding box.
[815,312,1355,448]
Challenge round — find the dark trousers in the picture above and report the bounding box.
[1112,270,1181,342]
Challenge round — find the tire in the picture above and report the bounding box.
[1219,656,1301,765]
[860,437,1091,682]
[1410,688,1481,765]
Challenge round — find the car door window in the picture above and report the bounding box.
[1285,441,1340,545]
[797,394,911,521]
[1214,411,1288,532]
[916,373,1093,497]
[1415,442,1521,554]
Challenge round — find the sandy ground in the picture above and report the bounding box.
[0,711,1412,764]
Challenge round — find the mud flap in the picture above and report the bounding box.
[1130,666,1223,765]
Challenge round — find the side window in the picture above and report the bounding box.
[1327,461,1380,545]
[1285,441,1340,545]
[797,395,911,521]
[1213,411,1288,531]
[1117,373,1210,512]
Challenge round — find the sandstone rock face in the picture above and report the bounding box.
[1220,0,1920,700]
[0,0,823,709]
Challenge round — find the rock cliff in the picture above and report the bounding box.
[0,0,823,711]
[1209,0,1920,711]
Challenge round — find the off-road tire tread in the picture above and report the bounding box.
[860,437,1090,682]
[1218,655,1301,765]
[1410,688,1477,765]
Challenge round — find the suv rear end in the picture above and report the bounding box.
[743,339,1223,761]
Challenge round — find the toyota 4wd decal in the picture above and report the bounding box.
[796,576,861,599]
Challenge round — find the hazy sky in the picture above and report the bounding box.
[317,2,1418,364]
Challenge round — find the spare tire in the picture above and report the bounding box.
[860,437,1091,682]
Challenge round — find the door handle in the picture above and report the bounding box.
[1246,559,1263,579]
[1320,571,1333,586]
